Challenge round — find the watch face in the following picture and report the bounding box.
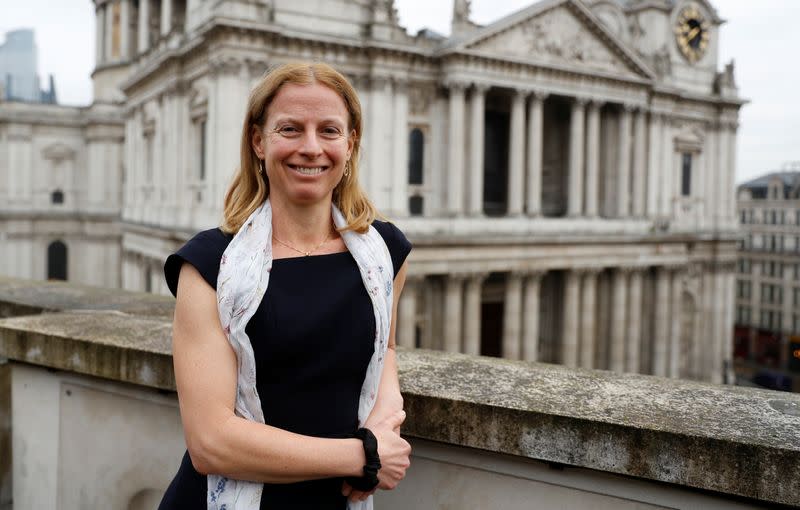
[674,5,710,63]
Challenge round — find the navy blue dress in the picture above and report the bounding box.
[158,220,411,510]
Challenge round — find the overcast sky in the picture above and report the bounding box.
[1,0,798,184]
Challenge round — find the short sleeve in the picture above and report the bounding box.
[163,228,232,297]
[371,220,412,277]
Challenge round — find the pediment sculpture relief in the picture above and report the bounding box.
[467,7,632,76]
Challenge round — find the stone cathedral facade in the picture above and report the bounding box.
[0,0,742,383]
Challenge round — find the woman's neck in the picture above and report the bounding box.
[269,194,335,246]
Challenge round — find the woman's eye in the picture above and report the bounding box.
[321,127,342,138]
[276,126,300,136]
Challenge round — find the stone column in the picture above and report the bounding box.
[653,266,671,376]
[96,4,105,64]
[522,270,544,362]
[443,273,466,353]
[368,77,392,206]
[161,0,172,36]
[660,116,673,217]
[138,0,149,53]
[584,100,601,217]
[579,268,600,369]
[508,89,526,216]
[726,122,739,223]
[610,267,629,372]
[632,108,647,217]
[120,0,131,60]
[526,91,546,216]
[646,112,661,218]
[468,84,488,216]
[617,105,633,218]
[397,275,419,349]
[669,267,684,378]
[568,98,587,217]
[562,269,581,367]
[391,79,409,217]
[447,82,467,216]
[464,272,487,356]
[626,268,643,373]
[503,271,524,360]
[104,0,114,62]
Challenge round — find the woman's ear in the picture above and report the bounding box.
[251,124,265,159]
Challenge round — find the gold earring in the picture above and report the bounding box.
[344,160,351,179]
[259,159,265,174]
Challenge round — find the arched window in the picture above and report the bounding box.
[47,241,67,281]
[408,128,424,185]
[51,189,64,204]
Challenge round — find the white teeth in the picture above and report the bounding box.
[292,166,325,175]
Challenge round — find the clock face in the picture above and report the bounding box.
[674,5,710,63]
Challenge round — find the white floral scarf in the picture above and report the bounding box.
[210,197,393,510]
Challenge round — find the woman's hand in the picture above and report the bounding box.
[342,410,411,501]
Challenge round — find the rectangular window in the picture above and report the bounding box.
[771,210,777,224]
[794,288,800,306]
[794,314,800,334]
[760,310,769,329]
[777,286,783,305]
[761,283,770,303]
[740,210,746,224]
[781,210,786,224]
[681,152,692,196]
[776,312,783,331]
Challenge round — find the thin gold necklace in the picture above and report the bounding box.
[272,228,334,257]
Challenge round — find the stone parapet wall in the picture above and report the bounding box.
[0,277,798,508]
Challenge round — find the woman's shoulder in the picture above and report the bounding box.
[164,228,234,297]
[370,219,411,277]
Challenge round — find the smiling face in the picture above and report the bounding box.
[251,81,354,207]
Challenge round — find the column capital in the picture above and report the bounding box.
[471,82,491,94]
[572,96,590,107]
[404,273,425,285]
[621,102,638,113]
[370,75,393,90]
[575,266,603,276]
[617,265,641,275]
[524,269,547,281]
[444,79,469,92]
[468,271,490,284]
[528,89,549,101]
[587,98,605,109]
[447,271,472,282]
[392,76,410,92]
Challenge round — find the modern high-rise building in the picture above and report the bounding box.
[734,162,800,391]
[0,29,57,103]
[0,0,743,383]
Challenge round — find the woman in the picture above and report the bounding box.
[159,62,412,509]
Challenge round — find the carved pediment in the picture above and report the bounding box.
[457,0,652,80]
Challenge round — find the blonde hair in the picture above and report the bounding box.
[221,62,378,234]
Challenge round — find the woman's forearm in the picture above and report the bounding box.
[366,347,403,425]
[191,416,365,482]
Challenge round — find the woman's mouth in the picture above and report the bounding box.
[288,164,327,176]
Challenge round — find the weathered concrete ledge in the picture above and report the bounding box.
[0,276,175,319]
[0,278,798,506]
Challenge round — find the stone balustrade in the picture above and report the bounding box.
[0,277,798,509]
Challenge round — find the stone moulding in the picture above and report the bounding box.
[0,277,798,506]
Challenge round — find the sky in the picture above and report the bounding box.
[1,0,798,184]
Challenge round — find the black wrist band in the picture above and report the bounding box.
[346,428,381,491]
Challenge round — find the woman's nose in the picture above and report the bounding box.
[298,132,323,157]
